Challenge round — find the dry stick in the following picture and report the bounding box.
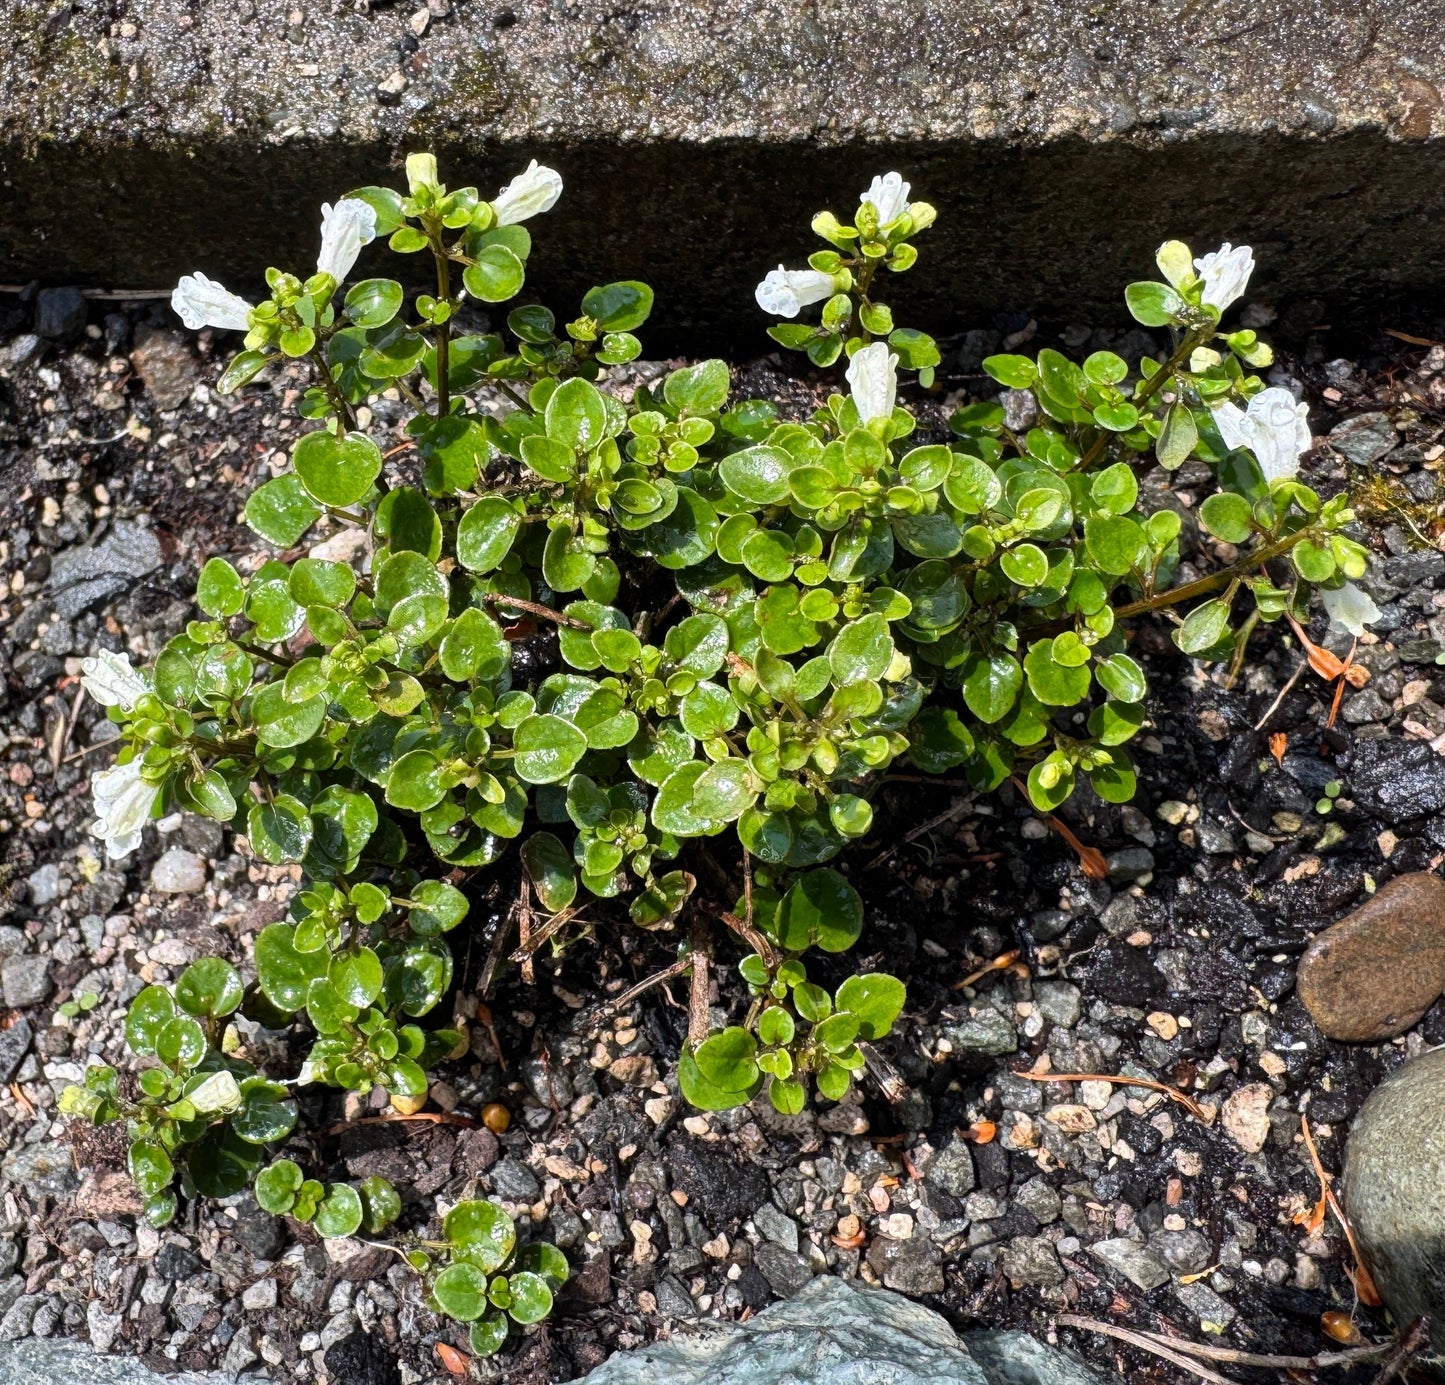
[1056,1315,1241,1385]
[687,919,712,1046]
[1368,1318,1429,1385]
[583,955,692,1032]
[1252,656,1308,731]
[320,1111,478,1135]
[510,903,586,962]
[475,592,590,629]
[1132,1328,1391,1371]
[715,909,780,968]
[477,898,518,1000]
[517,876,535,986]
[1015,1069,1210,1122]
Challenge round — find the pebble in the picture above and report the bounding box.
[1149,1228,1212,1274]
[920,1135,975,1198]
[1328,411,1397,466]
[25,864,60,907]
[753,1242,814,1298]
[864,1235,944,1294]
[1032,979,1081,1028]
[998,1235,1063,1287]
[1,955,51,1009]
[1296,872,1445,1041]
[149,848,208,894]
[34,287,87,342]
[130,325,199,410]
[1221,1083,1273,1154]
[941,1006,1017,1055]
[1089,1237,1170,1290]
[1106,846,1154,884]
[242,1278,278,1311]
[753,1203,799,1253]
[1344,1046,1445,1353]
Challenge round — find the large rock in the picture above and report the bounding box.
[1344,1046,1445,1354]
[0,1338,234,1383]
[1297,872,1445,1041]
[4,2,1445,342]
[568,1275,1101,1385]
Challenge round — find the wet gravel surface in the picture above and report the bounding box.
[2,293,1445,1384]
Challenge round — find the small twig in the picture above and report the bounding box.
[477,898,517,1000]
[1368,1319,1429,1384]
[517,876,535,986]
[1057,1315,1241,1385]
[1016,1068,1210,1122]
[688,919,712,1046]
[319,1110,478,1135]
[953,948,1023,990]
[866,799,967,869]
[1252,656,1307,731]
[476,592,589,629]
[510,903,585,962]
[50,683,86,771]
[1133,1327,1391,1370]
[63,737,121,764]
[715,909,780,968]
[582,955,693,1032]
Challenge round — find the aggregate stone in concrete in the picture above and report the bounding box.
[1296,872,1445,1041]
[1344,1046,1445,1354]
[568,1274,1102,1385]
[6,2,1445,341]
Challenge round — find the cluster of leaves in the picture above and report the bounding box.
[65,156,1363,1341]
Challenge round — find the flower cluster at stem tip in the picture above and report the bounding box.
[63,156,1381,1348]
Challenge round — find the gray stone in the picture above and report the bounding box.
[1147,1228,1211,1274]
[566,1275,1101,1384]
[7,5,1445,341]
[2,1142,76,1200]
[489,1159,541,1201]
[2,956,51,1009]
[943,1006,1017,1056]
[753,1242,815,1299]
[1344,1046,1445,1354]
[0,1019,33,1085]
[47,523,164,620]
[655,1274,698,1320]
[1173,1281,1236,1329]
[1033,981,1081,1029]
[149,848,207,895]
[33,288,86,343]
[130,325,199,410]
[1105,847,1154,884]
[997,1236,1063,1288]
[753,1203,800,1253]
[866,1235,945,1295]
[922,1134,975,1198]
[1088,1237,1170,1291]
[1014,1178,1061,1226]
[1328,412,1398,466]
[24,865,60,908]
[0,1336,245,1383]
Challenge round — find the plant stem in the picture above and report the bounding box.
[308,345,355,432]
[1110,530,1308,621]
[429,230,452,417]
[475,592,590,629]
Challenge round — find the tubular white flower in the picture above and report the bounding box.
[80,650,149,711]
[490,161,563,225]
[1194,242,1255,313]
[1211,386,1311,482]
[862,172,911,226]
[754,266,837,319]
[1322,581,1381,636]
[847,342,899,424]
[90,759,160,861]
[317,198,378,283]
[171,272,254,332]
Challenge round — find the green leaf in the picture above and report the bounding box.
[1023,639,1091,706]
[962,653,1022,724]
[445,1199,517,1273]
[409,880,470,935]
[314,1183,364,1239]
[1198,492,1254,543]
[196,558,245,618]
[828,612,892,687]
[255,1159,303,1214]
[1094,653,1147,703]
[835,973,906,1040]
[344,278,404,328]
[1000,543,1048,587]
[1175,598,1232,654]
[156,1015,206,1069]
[124,985,176,1058]
[1124,281,1185,327]
[469,1315,510,1357]
[247,795,313,864]
[769,1077,806,1115]
[678,1046,755,1111]
[255,922,329,1012]
[692,759,757,821]
[293,429,383,507]
[982,354,1037,389]
[720,446,794,504]
[664,359,729,414]
[779,869,863,954]
[513,714,589,784]
[758,1007,795,1047]
[1156,402,1198,470]
[520,832,578,912]
[506,1271,554,1325]
[189,1125,262,1198]
[385,749,447,811]
[463,244,526,303]
[289,557,357,608]
[1084,514,1147,576]
[217,349,272,395]
[545,377,609,451]
[359,1176,401,1232]
[232,1076,298,1144]
[128,1139,173,1198]
[1090,462,1138,515]
[175,957,243,1018]
[582,281,654,332]
[329,947,384,1007]
[245,474,322,547]
[440,607,509,682]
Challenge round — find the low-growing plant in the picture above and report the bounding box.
[63,153,1374,1344]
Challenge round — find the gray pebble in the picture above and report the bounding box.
[998,1235,1063,1287]
[753,1242,814,1298]
[942,1006,1017,1056]
[1033,980,1082,1028]
[921,1135,975,1198]
[1014,1177,1061,1225]
[753,1203,799,1253]
[1149,1228,1212,1274]
[1,956,51,1009]
[490,1159,541,1201]
[25,865,61,907]
[1089,1237,1170,1290]
[149,848,207,895]
[1174,1280,1236,1327]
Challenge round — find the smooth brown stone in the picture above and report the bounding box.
[1297,872,1445,1041]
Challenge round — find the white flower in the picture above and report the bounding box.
[1193,242,1255,313]
[1210,386,1312,482]
[187,1070,242,1115]
[846,342,898,425]
[754,266,838,319]
[90,759,160,861]
[171,272,253,332]
[317,198,377,283]
[80,650,149,711]
[862,172,911,226]
[1322,581,1381,637]
[490,161,563,226]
